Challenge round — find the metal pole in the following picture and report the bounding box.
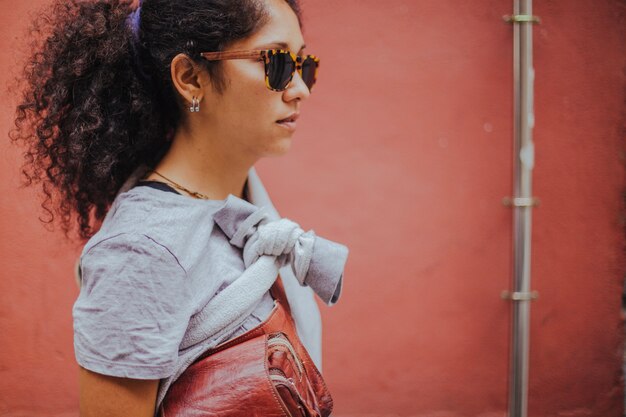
[502,2,539,417]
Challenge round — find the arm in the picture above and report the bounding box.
[74,234,191,416]
[79,366,159,417]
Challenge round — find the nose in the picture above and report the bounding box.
[283,69,311,102]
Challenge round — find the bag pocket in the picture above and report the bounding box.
[160,334,288,417]
[267,332,322,417]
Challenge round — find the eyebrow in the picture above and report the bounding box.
[259,42,306,53]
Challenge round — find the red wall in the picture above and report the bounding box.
[1,1,624,416]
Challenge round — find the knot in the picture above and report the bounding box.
[213,194,316,285]
[243,219,316,284]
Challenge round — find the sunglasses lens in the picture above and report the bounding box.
[267,51,295,91]
[301,56,318,91]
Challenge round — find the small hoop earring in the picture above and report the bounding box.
[189,96,200,113]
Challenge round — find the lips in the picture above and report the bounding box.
[276,112,300,123]
[276,112,299,133]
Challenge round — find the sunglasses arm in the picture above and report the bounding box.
[200,50,263,61]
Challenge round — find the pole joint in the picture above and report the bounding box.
[501,290,539,301]
[503,14,541,24]
[502,197,540,207]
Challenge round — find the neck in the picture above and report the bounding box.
[147,126,256,201]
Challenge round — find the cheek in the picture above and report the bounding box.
[234,82,279,128]
[228,60,267,97]
[225,69,271,119]
[219,63,287,147]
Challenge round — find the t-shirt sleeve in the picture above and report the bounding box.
[72,233,190,379]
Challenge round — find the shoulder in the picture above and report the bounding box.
[73,231,192,379]
[84,187,224,265]
[80,232,186,278]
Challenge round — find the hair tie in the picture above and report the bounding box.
[126,2,143,44]
[127,1,150,81]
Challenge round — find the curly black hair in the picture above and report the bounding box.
[8,0,302,242]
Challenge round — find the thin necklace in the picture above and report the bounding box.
[142,169,211,200]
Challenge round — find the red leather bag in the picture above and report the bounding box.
[158,275,333,417]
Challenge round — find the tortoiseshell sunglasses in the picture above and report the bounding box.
[200,49,320,92]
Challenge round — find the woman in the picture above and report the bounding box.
[10,0,348,415]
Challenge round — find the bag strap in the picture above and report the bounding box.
[269,274,293,318]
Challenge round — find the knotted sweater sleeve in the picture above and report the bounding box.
[72,233,190,379]
[300,236,348,306]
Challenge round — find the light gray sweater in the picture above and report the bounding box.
[72,165,349,411]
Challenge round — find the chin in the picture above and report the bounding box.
[263,137,293,157]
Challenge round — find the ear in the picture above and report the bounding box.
[170,53,207,104]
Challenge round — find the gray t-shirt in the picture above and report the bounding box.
[72,182,345,412]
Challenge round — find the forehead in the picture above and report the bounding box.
[246,0,305,50]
